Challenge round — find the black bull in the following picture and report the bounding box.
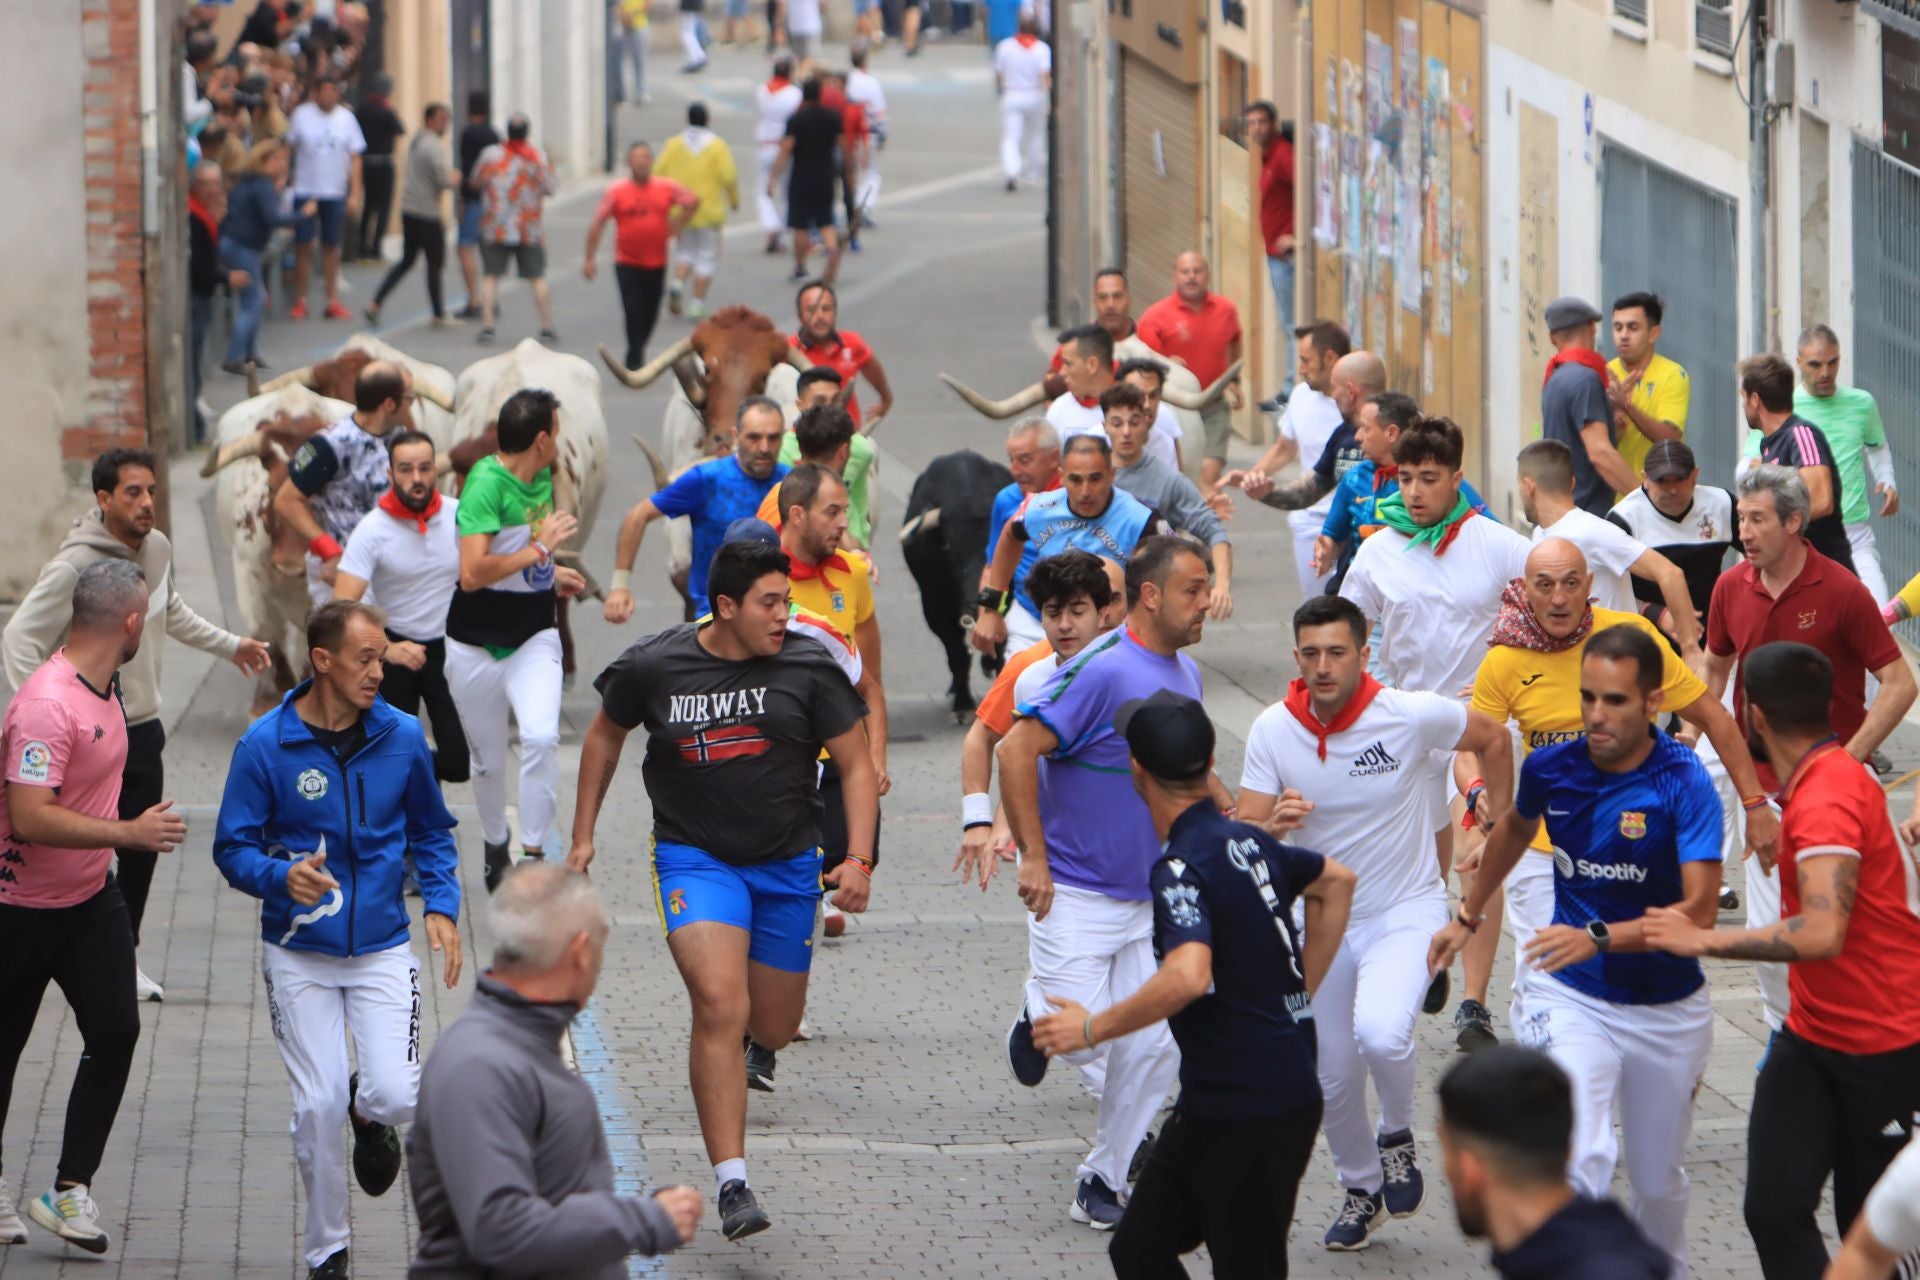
[900,450,1014,720]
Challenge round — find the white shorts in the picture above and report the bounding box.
[675,225,720,279]
[1005,601,1045,652]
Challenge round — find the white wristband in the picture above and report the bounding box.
[610,568,632,592]
[962,792,994,829]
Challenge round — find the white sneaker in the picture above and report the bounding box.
[0,1176,27,1244]
[27,1186,110,1254]
[135,967,164,1003]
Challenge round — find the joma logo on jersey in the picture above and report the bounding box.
[1349,741,1400,777]
[1527,729,1585,750]
[667,688,769,723]
[1619,811,1647,839]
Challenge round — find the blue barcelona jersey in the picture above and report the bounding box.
[1515,732,1722,1005]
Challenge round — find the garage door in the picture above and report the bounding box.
[1120,51,1200,296]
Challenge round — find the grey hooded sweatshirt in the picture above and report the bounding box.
[407,976,682,1279]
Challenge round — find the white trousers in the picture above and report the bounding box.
[1024,884,1180,1192]
[1504,852,1555,1032]
[1699,732,1789,1029]
[1000,91,1047,183]
[1847,521,1891,606]
[757,141,787,234]
[1005,600,1045,652]
[1315,892,1449,1192]
[1288,508,1334,599]
[261,942,421,1270]
[1520,976,1713,1279]
[675,225,720,280]
[679,14,706,65]
[446,630,563,850]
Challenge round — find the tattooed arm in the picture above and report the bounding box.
[1641,853,1860,962]
[567,710,632,873]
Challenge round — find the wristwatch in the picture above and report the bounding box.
[975,585,1012,615]
[1586,920,1612,953]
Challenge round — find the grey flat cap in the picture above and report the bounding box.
[1544,296,1603,332]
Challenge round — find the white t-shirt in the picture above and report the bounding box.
[788,612,863,685]
[288,102,367,199]
[1864,1140,1920,1256]
[339,498,461,641]
[787,0,823,36]
[755,80,803,145]
[1530,506,1648,615]
[994,36,1053,95]
[1145,405,1183,472]
[1045,394,1108,445]
[1241,688,1466,918]
[1013,648,1062,708]
[1341,513,1531,697]
[1279,383,1345,518]
[846,69,888,131]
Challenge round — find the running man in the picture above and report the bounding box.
[0,562,178,1257]
[981,419,1062,593]
[1605,439,1736,644]
[654,103,739,320]
[1115,357,1187,473]
[605,396,791,624]
[1045,325,1118,443]
[1737,353,1858,575]
[1247,321,1351,595]
[213,600,463,1280]
[996,537,1226,1229]
[568,539,877,1243]
[1643,642,1920,1279]
[791,280,893,430]
[444,390,588,890]
[753,59,802,254]
[1237,594,1514,1251]
[583,141,699,371]
[1430,624,1724,1278]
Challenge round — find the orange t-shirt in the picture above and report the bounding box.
[975,640,1055,737]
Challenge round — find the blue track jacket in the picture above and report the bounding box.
[213,682,460,956]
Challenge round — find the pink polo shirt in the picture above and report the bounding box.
[1,650,129,908]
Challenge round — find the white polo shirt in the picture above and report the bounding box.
[1241,688,1466,918]
[340,497,461,642]
[1530,506,1649,615]
[1045,394,1108,445]
[1278,383,1345,518]
[1340,512,1531,697]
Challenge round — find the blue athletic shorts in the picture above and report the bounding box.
[651,841,823,973]
[457,198,483,247]
[294,197,347,247]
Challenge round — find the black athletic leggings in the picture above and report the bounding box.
[115,718,166,945]
[1745,1027,1920,1279]
[615,263,667,371]
[372,214,449,318]
[0,879,141,1187]
[1111,1101,1323,1279]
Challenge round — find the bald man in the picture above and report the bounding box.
[1226,351,1383,549]
[1138,252,1245,489]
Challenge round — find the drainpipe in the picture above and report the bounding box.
[1748,0,1770,352]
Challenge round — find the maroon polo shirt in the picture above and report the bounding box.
[1706,541,1899,787]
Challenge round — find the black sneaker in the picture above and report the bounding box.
[1719,886,1740,913]
[1423,967,1450,1015]
[1069,1174,1123,1230]
[348,1073,402,1197]
[307,1248,349,1280]
[1376,1128,1425,1217]
[476,326,496,345]
[1006,1008,1048,1087]
[483,839,512,893]
[538,327,560,343]
[454,303,483,321]
[1453,999,1498,1053]
[745,1040,777,1092]
[1128,1131,1155,1183]
[1323,1189,1386,1250]
[718,1179,770,1241]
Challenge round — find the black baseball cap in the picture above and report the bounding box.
[1643,439,1696,482]
[1115,692,1215,783]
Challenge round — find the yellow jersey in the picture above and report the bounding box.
[786,550,874,645]
[1607,353,1690,496]
[1470,608,1707,851]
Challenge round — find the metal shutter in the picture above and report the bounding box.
[1120,51,1200,295]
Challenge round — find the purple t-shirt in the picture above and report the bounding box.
[1017,628,1204,900]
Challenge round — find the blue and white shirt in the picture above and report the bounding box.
[1009,487,1162,617]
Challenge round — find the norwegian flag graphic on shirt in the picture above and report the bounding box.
[675,723,772,763]
[665,689,774,764]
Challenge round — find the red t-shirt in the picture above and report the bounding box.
[1258,137,1296,255]
[1,651,129,909]
[595,177,697,269]
[1136,294,1243,388]
[822,85,870,149]
[793,329,874,426]
[1706,545,1899,788]
[1777,743,1920,1054]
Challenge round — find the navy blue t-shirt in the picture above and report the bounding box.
[1151,802,1325,1118]
[1516,732,1722,1006]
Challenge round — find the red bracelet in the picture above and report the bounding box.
[1741,795,1770,812]
[308,533,344,560]
[840,855,873,878]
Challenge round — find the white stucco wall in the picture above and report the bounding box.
[490,0,607,184]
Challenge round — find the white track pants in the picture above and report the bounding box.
[1024,884,1180,1192]
[446,631,563,850]
[1520,976,1713,1279]
[1000,91,1047,184]
[1314,892,1448,1192]
[1848,521,1891,605]
[757,142,786,234]
[1288,508,1334,599]
[261,942,421,1270]
[1698,731,1789,1029]
[1504,852,1555,1032]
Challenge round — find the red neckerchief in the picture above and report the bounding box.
[501,139,541,164]
[1283,674,1385,760]
[378,487,442,533]
[1371,463,1398,490]
[767,76,792,94]
[1015,32,1040,47]
[1487,577,1594,653]
[786,549,851,581]
[1074,394,1099,408]
[1432,505,1478,556]
[188,195,220,242]
[1542,346,1610,388]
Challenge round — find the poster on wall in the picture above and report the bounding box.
[1425,55,1452,337]
[1397,18,1423,314]
[1314,123,1338,247]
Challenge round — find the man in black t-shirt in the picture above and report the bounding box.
[766,78,844,285]
[1033,691,1356,1278]
[454,91,500,319]
[568,538,874,1246]
[1740,352,1858,575]
[1606,440,1737,638]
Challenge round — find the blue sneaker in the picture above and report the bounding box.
[1069,1174,1123,1230]
[1323,1188,1386,1250]
[1377,1129,1425,1217]
[1006,1008,1048,1087]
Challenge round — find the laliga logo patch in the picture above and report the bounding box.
[296,768,328,801]
[1553,845,1575,879]
[1619,811,1647,840]
[1160,882,1202,928]
[16,741,51,785]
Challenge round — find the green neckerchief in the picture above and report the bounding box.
[1375,489,1473,551]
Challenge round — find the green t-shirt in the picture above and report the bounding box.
[447,455,558,658]
[1743,385,1886,525]
[778,430,876,547]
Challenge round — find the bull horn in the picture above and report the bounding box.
[600,337,696,389]
[257,365,317,394]
[631,434,671,492]
[897,506,941,543]
[416,383,455,413]
[199,431,271,477]
[938,373,1048,420]
[1158,359,1247,412]
[671,353,706,407]
[785,344,814,371]
[434,452,453,475]
[245,362,261,398]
